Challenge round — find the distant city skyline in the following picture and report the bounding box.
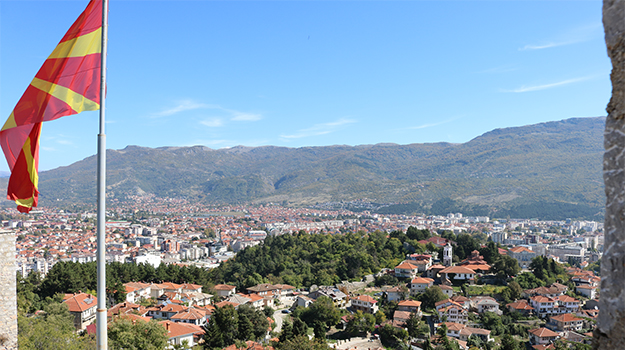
[0,1,610,171]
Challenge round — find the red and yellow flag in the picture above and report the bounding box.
[0,0,102,213]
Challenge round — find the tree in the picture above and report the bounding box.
[466,335,484,350]
[375,274,399,287]
[108,317,168,350]
[423,338,435,350]
[313,321,326,341]
[301,296,340,329]
[204,228,216,238]
[529,256,566,283]
[491,255,521,280]
[292,317,308,338]
[238,304,270,340]
[264,306,274,318]
[478,241,500,265]
[406,313,421,338]
[276,335,332,350]
[203,304,239,348]
[345,311,375,336]
[279,320,294,343]
[514,272,544,289]
[379,323,409,348]
[238,313,254,341]
[507,281,523,301]
[480,312,505,336]
[419,286,447,310]
[454,234,481,261]
[434,323,461,350]
[18,302,95,350]
[426,242,437,252]
[499,333,519,350]
[374,310,387,325]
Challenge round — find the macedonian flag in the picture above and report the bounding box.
[0,0,102,213]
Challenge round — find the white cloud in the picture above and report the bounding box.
[405,116,461,130]
[520,41,575,51]
[152,100,212,118]
[200,118,224,127]
[281,118,356,140]
[504,76,591,93]
[519,22,602,51]
[153,100,263,123]
[408,121,448,130]
[56,139,74,145]
[231,112,262,121]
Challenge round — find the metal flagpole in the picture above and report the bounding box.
[97,0,109,348]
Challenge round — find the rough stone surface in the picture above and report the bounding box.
[0,230,17,349]
[597,1,625,348]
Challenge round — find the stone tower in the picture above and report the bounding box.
[596,1,625,347]
[0,230,17,349]
[443,242,452,267]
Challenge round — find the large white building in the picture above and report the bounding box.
[135,254,161,267]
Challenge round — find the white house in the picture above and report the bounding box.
[351,295,379,314]
[410,277,434,295]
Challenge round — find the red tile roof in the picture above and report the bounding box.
[529,327,559,338]
[63,293,97,313]
[354,295,377,304]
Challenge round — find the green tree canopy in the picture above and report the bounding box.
[345,311,375,336]
[419,286,447,310]
[108,317,168,350]
[18,302,95,350]
[299,296,340,329]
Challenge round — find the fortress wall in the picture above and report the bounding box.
[0,230,17,349]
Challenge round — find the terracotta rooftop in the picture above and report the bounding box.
[398,300,422,307]
[439,265,476,274]
[159,320,204,339]
[214,284,236,291]
[529,327,560,338]
[354,295,377,304]
[550,313,583,322]
[63,293,97,313]
[395,261,419,270]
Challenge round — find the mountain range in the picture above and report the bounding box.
[4,116,605,220]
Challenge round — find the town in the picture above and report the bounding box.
[11,195,602,350]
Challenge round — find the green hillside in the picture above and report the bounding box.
[22,116,604,220]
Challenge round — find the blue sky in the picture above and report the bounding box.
[0,0,611,172]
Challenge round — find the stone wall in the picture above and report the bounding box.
[597,0,625,348]
[0,230,17,349]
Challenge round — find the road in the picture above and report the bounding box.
[272,295,296,334]
[273,309,288,334]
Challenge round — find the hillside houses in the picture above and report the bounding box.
[9,204,605,350]
[406,253,433,272]
[351,295,379,314]
[410,277,434,294]
[529,327,560,345]
[394,261,420,278]
[439,265,476,283]
[508,246,537,268]
[529,294,581,318]
[439,322,493,343]
[63,292,97,330]
[309,287,348,308]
